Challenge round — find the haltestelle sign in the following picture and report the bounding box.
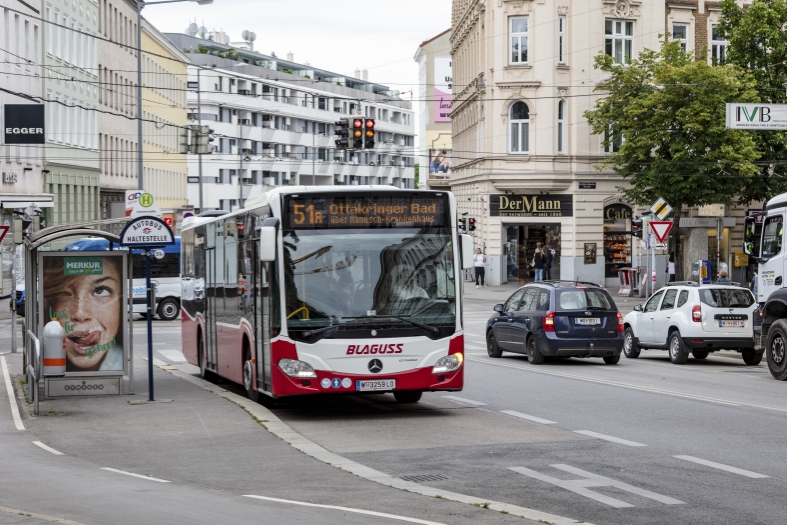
[119,217,175,247]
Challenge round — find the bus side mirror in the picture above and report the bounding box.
[259,226,277,262]
[459,234,475,270]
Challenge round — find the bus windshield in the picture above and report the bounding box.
[283,227,456,340]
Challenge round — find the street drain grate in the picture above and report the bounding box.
[400,474,451,483]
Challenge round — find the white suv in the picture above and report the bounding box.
[622,282,758,365]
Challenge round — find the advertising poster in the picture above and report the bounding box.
[428,149,451,179]
[41,253,126,373]
[434,58,452,122]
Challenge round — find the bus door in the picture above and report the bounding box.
[255,253,272,391]
[205,222,219,371]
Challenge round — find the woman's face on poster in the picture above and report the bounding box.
[51,264,122,371]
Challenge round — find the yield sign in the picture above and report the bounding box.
[0,226,9,243]
[650,221,673,243]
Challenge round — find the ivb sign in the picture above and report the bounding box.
[726,103,787,130]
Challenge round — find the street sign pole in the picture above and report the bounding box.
[146,251,154,402]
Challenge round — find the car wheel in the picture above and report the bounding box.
[527,336,544,364]
[669,331,688,364]
[394,391,423,403]
[157,298,180,321]
[623,327,640,359]
[767,320,787,380]
[487,330,503,358]
[742,348,763,366]
[603,354,621,365]
[692,351,709,360]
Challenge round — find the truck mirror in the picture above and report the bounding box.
[743,216,757,256]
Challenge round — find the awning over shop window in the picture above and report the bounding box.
[0,194,54,208]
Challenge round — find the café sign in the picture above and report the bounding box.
[490,194,573,218]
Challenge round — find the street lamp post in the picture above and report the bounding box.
[136,0,214,191]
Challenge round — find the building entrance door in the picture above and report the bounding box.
[505,224,561,284]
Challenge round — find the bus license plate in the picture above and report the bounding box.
[576,318,601,325]
[356,379,396,391]
[720,320,745,328]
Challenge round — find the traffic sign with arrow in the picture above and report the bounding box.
[649,221,674,243]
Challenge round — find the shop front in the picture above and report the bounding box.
[603,203,633,280]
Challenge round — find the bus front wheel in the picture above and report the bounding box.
[393,391,422,403]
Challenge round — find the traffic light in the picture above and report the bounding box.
[364,119,376,150]
[192,125,214,154]
[458,218,467,232]
[631,218,643,238]
[468,218,476,231]
[352,118,365,149]
[334,119,349,149]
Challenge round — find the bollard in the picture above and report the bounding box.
[43,320,67,376]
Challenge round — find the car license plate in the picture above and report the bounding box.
[356,379,396,391]
[575,318,601,325]
[720,320,745,328]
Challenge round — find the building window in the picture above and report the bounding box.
[711,25,727,65]
[604,127,623,154]
[558,16,566,65]
[557,100,566,155]
[605,20,634,65]
[672,24,687,52]
[510,17,529,64]
[509,101,530,154]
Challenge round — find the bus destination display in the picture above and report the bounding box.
[285,194,448,228]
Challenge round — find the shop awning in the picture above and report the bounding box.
[0,194,54,208]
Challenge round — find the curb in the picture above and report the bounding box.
[159,364,591,525]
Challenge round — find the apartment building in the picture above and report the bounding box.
[97,0,138,217]
[141,18,189,224]
[42,0,101,225]
[165,33,415,212]
[414,28,453,190]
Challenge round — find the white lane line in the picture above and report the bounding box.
[464,344,486,350]
[1,356,24,431]
[573,430,647,447]
[466,356,748,408]
[101,467,170,483]
[674,455,769,478]
[500,410,556,425]
[32,441,64,455]
[157,349,187,363]
[463,333,482,337]
[243,495,446,525]
[441,395,487,406]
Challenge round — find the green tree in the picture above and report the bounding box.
[718,0,787,204]
[585,40,760,280]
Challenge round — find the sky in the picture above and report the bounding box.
[145,0,453,99]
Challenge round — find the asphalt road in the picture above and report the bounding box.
[3,287,786,525]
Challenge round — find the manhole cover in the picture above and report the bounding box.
[400,474,451,483]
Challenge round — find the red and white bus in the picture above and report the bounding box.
[181,187,473,403]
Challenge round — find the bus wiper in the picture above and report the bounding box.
[348,315,439,334]
[302,318,374,337]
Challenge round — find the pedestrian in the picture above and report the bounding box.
[533,242,545,282]
[474,248,486,288]
[667,252,676,283]
[750,269,758,295]
[545,244,553,281]
[717,270,731,283]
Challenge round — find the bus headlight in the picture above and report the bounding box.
[278,358,317,378]
[432,353,463,374]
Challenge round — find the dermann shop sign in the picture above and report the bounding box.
[490,194,573,218]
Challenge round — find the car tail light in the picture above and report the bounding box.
[543,311,556,332]
[692,305,702,322]
[617,311,624,332]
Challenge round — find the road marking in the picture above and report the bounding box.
[674,455,769,478]
[101,467,170,483]
[466,356,751,408]
[157,349,187,363]
[573,430,647,447]
[500,410,556,425]
[244,495,447,525]
[464,344,486,351]
[1,356,24,430]
[33,441,64,455]
[0,505,92,525]
[442,395,487,406]
[509,464,684,508]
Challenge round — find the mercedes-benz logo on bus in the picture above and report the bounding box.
[368,359,383,373]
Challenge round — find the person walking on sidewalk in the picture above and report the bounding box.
[545,244,554,280]
[533,242,545,282]
[474,248,486,288]
[667,252,676,283]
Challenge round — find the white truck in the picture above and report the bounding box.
[744,193,787,379]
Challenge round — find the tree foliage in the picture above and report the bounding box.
[718,0,787,203]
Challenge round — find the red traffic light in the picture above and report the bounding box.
[365,119,375,129]
[353,119,364,128]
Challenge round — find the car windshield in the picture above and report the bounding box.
[283,228,455,340]
[699,288,754,308]
[556,289,612,311]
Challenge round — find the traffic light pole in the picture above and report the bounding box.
[197,68,204,213]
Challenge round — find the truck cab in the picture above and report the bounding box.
[744,193,787,379]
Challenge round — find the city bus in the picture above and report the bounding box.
[181,186,473,402]
[62,237,182,321]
